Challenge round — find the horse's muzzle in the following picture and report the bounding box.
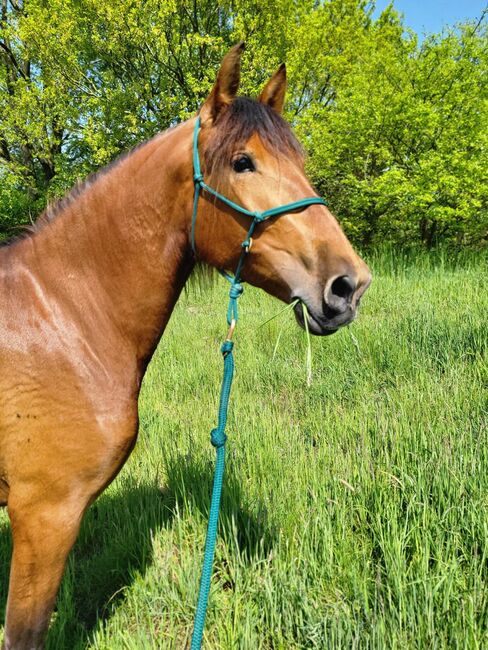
[293,300,342,336]
[293,271,372,336]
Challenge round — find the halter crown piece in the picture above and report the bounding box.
[189,115,327,649]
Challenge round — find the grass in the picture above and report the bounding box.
[1,248,487,648]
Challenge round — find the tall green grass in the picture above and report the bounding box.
[1,249,487,648]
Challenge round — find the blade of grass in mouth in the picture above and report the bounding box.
[301,302,313,386]
[257,298,313,386]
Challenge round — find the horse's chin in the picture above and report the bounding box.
[292,300,339,337]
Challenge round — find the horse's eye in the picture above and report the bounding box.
[232,155,255,173]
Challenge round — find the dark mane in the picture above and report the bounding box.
[34,171,105,232]
[1,164,118,248]
[34,139,151,233]
[204,97,303,171]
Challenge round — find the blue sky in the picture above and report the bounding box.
[372,0,487,35]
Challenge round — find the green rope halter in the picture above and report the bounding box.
[190,115,327,649]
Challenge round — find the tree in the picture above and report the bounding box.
[1,0,487,247]
[298,6,488,247]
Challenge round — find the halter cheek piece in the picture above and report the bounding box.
[189,114,327,650]
[190,115,327,328]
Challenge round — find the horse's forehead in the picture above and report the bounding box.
[244,132,267,153]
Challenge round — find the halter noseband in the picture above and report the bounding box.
[190,115,328,324]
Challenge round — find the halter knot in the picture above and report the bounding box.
[193,173,204,184]
[253,212,265,222]
[210,427,227,448]
[229,283,243,299]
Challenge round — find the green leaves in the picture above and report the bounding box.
[0,0,486,246]
[298,8,488,247]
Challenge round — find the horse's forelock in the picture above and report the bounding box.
[204,97,303,173]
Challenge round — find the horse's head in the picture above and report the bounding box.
[193,43,371,335]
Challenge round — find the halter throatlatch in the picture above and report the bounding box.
[190,114,327,650]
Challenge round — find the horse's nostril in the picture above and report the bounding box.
[331,275,356,302]
[323,274,357,318]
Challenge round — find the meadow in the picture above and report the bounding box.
[1,249,487,649]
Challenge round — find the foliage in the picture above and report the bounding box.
[297,11,488,247]
[0,0,487,246]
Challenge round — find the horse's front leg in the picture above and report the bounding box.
[2,492,85,650]
[2,413,138,649]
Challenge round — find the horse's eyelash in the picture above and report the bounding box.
[232,152,253,161]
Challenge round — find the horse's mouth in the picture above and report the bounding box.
[292,300,340,337]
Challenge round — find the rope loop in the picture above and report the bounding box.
[210,427,227,448]
[229,283,243,300]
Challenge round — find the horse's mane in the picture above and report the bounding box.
[34,139,152,232]
[0,139,153,250]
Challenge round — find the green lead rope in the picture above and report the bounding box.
[190,115,327,649]
[190,253,247,650]
[190,338,234,650]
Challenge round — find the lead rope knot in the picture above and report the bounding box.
[221,340,234,355]
[227,282,244,323]
[210,427,227,448]
[229,283,243,300]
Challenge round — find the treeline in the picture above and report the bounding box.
[1,0,487,247]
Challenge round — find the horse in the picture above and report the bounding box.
[0,43,371,649]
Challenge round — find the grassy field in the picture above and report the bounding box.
[1,249,487,649]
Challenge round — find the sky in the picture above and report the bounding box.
[372,0,487,35]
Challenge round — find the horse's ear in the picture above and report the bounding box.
[200,42,245,124]
[258,63,287,114]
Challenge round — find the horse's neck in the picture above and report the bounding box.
[25,120,195,371]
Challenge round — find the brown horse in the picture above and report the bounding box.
[0,43,371,649]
